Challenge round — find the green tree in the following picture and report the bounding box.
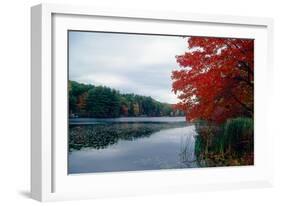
[86,86,120,118]
[68,80,183,118]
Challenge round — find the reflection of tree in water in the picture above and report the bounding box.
[178,136,198,168]
[69,122,187,150]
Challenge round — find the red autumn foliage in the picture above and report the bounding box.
[171,37,254,123]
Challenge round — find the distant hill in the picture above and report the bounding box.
[69,80,184,118]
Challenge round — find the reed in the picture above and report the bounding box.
[194,117,254,166]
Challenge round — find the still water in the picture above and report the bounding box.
[68,117,198,174]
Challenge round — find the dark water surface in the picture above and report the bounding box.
[68,117,198,174]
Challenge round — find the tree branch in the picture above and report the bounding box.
[232,76,254,88]
[230,92,253,116]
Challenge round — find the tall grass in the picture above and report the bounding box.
[223,118,253,156]
[194,117,254,166]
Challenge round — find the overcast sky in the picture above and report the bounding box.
[69,31,187,104]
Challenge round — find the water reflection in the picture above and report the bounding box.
[68,118,198,174]
[179,135,197,167]
[69,121,187,150]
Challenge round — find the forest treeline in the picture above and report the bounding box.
[69,81,184,118]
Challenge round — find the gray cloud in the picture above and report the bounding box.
[69,31,187,104]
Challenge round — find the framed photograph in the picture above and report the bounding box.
[31,3,274,201]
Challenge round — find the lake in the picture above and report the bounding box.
[68,117,198,174]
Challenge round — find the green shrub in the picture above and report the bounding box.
[223,117,253,156]
[194,117,254,166]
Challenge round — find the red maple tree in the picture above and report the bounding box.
[171,37,254,123]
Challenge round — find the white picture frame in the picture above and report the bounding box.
[31,3,274,202]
